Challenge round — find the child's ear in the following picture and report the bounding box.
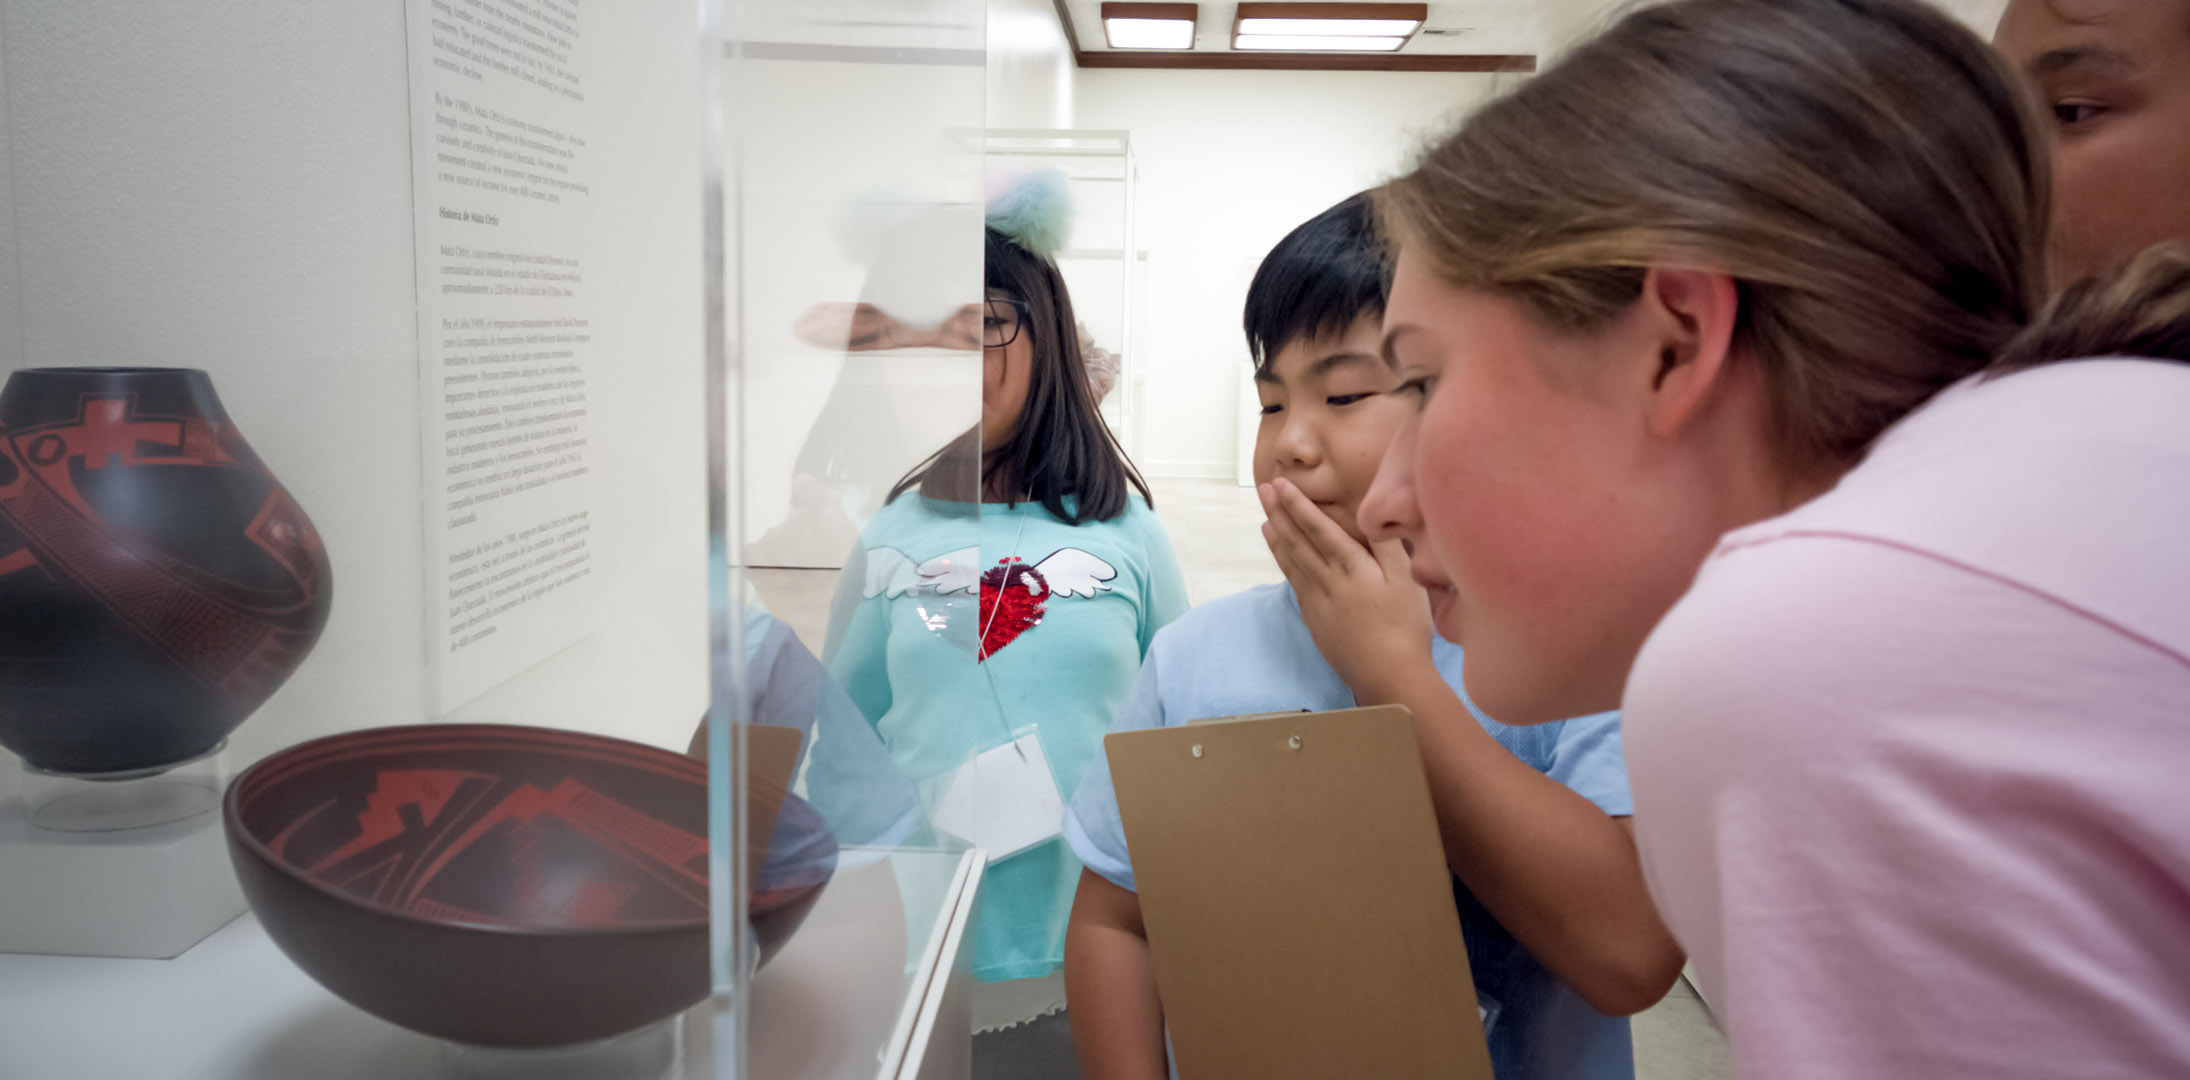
[1635,267,1740,440]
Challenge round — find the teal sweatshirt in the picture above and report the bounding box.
[823,492,1188,981]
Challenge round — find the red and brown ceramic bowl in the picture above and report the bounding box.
[224,723,836,1048]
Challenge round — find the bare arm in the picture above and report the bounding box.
[1261,478,1682,1016]
[1368,661,1679,1015]
[1066,869,1170,1080]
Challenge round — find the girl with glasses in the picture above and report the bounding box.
[823,171,1189,1078]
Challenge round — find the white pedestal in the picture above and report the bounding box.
[0,795,247,959]
[0,847,983,1080]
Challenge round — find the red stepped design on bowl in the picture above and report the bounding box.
[225,723,836,1049]
[0,366,331,776]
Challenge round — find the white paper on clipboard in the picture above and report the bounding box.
[931,730,1065,863]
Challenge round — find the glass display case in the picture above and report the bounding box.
[709,0,991,1077]
[0,0,991,1077]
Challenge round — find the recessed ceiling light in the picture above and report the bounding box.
[1233,34,1407,51]
[1235,17,1420,36]
[1102,2,1198,50]
[1231,3,1426,52]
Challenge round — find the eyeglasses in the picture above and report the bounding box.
[976,298,1029,349]
[886,298,1027,351]
[814,298,1030,351]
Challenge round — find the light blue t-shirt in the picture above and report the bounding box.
[825,493,1189,982]
[1064,582,1635,1080]
[733,607,925,858]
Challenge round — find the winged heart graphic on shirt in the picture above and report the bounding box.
[862,546,1118,660]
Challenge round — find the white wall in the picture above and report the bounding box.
[1538,0,1612,60]
[1073,69,1509,480]
[731,10,987,568]
[988,0,1075,129]
[0,14,21,376]
[0,0,708,805]
[1930,0,2010,33]
[0,0,420,798]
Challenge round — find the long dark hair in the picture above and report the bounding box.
[1994,244,2190,372]
[887,227,1152,523]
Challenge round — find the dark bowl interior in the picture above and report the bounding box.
[225,723,836,1048]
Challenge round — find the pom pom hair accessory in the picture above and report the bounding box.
[985,168,1073,258]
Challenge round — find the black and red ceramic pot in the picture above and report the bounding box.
[225,723,837,1048]
[0,367,332,776]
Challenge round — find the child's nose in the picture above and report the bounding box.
[1275,416,1321,468]
[1358,423,1419,544]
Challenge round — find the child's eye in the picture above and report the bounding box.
[1326,393,1374,407]
[2053,101,2105,127]
[1260,403,1284,416]
[1394,377,1432,400]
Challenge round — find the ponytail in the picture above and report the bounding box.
[1378,0,2046,471]
[1993,245,2190,373]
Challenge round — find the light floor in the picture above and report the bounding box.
[750,477,1729,1078]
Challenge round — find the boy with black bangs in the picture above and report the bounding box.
[1061,193,1678,1080]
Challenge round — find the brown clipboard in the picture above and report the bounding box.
[1106,705,1492,1080]
[730,722,805,881]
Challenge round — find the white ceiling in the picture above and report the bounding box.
[1066,1,1542,56]
[1063,0,2011,58]
[744,0,984,49]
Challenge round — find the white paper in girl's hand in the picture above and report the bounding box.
[932,730,1065,863]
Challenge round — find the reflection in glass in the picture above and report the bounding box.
[748,208,984,569]
[790,298,1024,354]
[822,195,1191,1042]
[695,603,926,854]
[718,3,993,1073]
